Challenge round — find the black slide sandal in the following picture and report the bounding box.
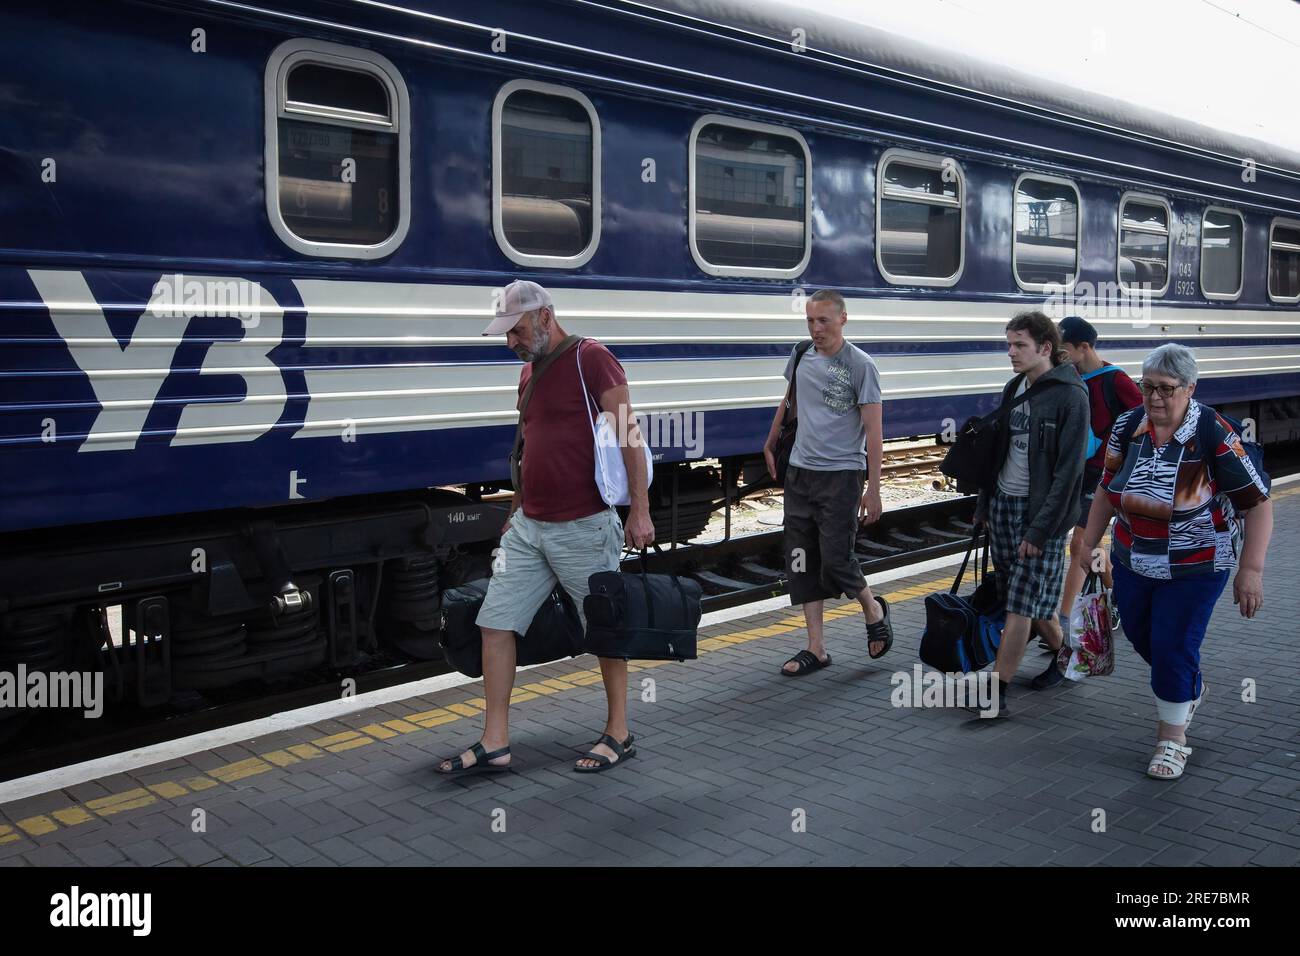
[435,741,512,775]
[574,733,636,773]
[867,596,894,659]
[781,649,831,676]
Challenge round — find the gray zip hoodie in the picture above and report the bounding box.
[974,361,1090,547]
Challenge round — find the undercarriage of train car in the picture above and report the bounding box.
[0,450,774,749]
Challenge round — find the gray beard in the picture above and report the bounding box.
[517,327,550,364]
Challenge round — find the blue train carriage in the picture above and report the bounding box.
[1,0,1298,729]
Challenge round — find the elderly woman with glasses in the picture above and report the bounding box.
[1077,343,1272,779]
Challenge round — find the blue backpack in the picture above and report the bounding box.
[1080,365,1126,459]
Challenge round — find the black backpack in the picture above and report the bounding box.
[940,374,1065,493]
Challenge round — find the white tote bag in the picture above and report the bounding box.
[576,340,654,506]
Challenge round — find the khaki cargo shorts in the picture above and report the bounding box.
[476,508,623,634]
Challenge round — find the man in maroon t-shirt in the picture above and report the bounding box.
[437,280,655,775]
[1046,316,1143,663]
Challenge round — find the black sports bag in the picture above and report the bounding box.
[919,532,1005,673]
[584,552,702,661]
[440,579,585,678]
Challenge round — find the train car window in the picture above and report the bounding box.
[876,149,963,286]
[689,116,811,278]
[1118,194,1171,296]
[1268,218,1300,303]
[264,39,410,259]
[493,80,601,267]
[1013,174,1080,292]
[1201,207,1244,301]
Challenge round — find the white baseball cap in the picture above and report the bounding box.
[482,279,553,335]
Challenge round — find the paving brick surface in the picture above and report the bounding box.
[3,488,1298,866]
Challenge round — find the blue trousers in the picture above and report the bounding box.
[1111,560,1229,704]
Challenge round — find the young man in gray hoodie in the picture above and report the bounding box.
[972,310,1090,715]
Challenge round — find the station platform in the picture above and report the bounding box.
[2,486,1297,867]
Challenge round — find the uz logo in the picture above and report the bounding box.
[28,270,286,452]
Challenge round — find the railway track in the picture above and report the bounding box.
[647,495,976,613]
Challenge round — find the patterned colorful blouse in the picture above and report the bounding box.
[1101,401,1269,579]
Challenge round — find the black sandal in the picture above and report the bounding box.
[781,649,831,676]
[574,733,635,773]
[867,596,894,659]
[435,741,512,775]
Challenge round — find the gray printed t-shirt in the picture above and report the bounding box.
[997,378,1031,496]
[782,340,882,470]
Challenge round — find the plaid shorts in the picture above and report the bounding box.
[988,494,1068,620]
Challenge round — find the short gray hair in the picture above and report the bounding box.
[808,289,846,312]
[1141,343,1199,385]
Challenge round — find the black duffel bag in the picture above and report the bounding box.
[919,532,1006,673]
[440,579,585,678]
[584,552,702,661]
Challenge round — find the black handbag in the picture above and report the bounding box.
[919,532,1005,673]
[939,374,1063,493]
[774,339,814,485]
[584,551,703,661]
[439,579,585,678]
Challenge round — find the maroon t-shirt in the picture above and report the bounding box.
[1084,363,1144,472]
[518,339,627,521]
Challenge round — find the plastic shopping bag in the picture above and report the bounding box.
[1056,573,1115,680]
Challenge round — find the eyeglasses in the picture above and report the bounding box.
[1138,381,1186,398]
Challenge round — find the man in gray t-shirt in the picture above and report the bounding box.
[783,335,882,470]
[998,378,1031,495]
[762,290,893,677]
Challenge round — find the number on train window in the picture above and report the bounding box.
[689,117,811,278]
[1268,219,1300,303]
[493,81,601,267]
[1201,208,1244,300]
[876,150,963,286]
[1118,194,1170,296]
[265,40,409,259]
[1014,174,1080,291]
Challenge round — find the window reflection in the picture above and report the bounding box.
[1270,224,1300,300]
[499,90,594,258]
[1201,210,1243,297]
[878,156,962,282]
[1015,177,1079,287]
[278,64,398,245]
[1119,199,1170,292]
[694,124,807,270]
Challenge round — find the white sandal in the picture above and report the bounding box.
[1147,739,1192,779]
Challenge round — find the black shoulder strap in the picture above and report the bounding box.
[1099,367,1124,422]
[783,339,815,416]
[998,372,1064,417]
[1114,405,1144,459]
[518,334,582,416]
[509,334,583,491]
[1195,402,1222,484]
